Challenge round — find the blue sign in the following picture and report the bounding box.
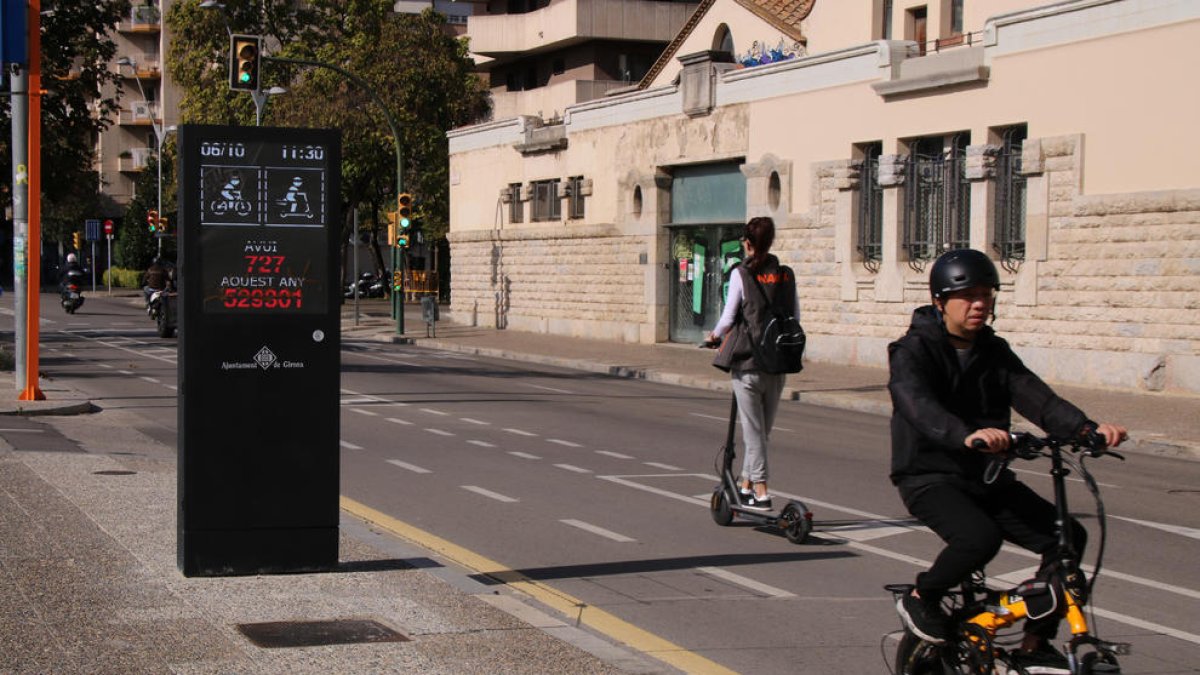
[0,0,27,66]
[85,219,101,241]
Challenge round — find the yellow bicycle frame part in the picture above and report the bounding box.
[966,587,1090,635]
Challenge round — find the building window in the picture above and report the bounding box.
[531,179,561,222]
[907,6,928,55]
[950,0,964,35]
[567,176,585,220]
[993,125,1027,266]
[903,133,970,263]
[508,182,523,224]
[856,142,884,269]
[714,24,735,55]
[876,0,893,40]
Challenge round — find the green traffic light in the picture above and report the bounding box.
[400,217,411,229]
[239,72,251,83]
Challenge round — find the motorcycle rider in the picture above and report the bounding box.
[143,258,168,309]
[59,253,86,311]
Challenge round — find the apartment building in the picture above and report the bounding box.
[98,0,179,212]
[446,0,1200,395]
[466,0,700,121]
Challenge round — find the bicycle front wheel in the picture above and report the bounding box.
[895,631,952,675]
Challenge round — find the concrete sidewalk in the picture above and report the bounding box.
[0,368,657,674]
[346,301,1200,461]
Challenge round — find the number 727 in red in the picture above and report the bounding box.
[245,255,285,274]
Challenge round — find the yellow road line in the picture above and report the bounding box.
[341,495,735,675]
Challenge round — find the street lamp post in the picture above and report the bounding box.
[116,57,174,257]
[250,86,288,126]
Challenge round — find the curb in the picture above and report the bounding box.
[373,331,1200,463]
[0,399,95,416]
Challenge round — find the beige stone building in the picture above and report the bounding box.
[448,0,1200,395]
[99,0,181,212]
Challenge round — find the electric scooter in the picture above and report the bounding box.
[709,391,814,544]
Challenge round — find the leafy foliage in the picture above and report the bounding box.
[117,144,176,270]
[0,1,130,246]
[166,0,490,270]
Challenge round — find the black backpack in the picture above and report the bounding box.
[745,267,805,374]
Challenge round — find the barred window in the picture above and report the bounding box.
[993,125,1027,266]
[567,176,585,220]
[856,142,883,269]
[508,182,523,224]
[904,133,970,263]
[531,179,561,222]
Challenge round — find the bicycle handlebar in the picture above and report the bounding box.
[972,429,1124,461]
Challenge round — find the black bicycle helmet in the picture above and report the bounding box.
[929,248,1000,300]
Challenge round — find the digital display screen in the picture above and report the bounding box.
[197,140,332,314]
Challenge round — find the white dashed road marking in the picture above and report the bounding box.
[561,519,636,543]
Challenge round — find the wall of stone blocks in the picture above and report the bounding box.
[447,224,650,342]
[794,135,1200,394]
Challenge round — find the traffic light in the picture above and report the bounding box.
[229,34,262,92]
[395,232,409,248]
[146,209,159,233]
[73,232,83,251]
[158,216,169,235]
[397,193,413,229]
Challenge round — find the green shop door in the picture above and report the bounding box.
[666,162,746,344]
[669,226,744,343]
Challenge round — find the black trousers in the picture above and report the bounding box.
[901,478,1087,638]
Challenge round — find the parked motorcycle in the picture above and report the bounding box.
[60,269,86,314]
[344,272,389,299]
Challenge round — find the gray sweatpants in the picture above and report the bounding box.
[731,369,786,484]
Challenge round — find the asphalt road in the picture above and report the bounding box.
[19,293,1200,674]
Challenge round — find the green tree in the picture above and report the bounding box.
[0,2,130,247]
[166,0,490,275]
[116,141,177,270]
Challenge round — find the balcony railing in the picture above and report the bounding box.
[115,55,162,79]
[119,4,161,32]
[118,147,154,172]
[119,101,161,125]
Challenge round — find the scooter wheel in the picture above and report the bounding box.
[780,502,812,544]
[710,486,734,526]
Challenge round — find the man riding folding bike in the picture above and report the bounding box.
[887,248,1127,674]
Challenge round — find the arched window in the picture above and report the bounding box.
[713,24,735,56]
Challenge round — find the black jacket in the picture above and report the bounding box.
[888,305,1090,490]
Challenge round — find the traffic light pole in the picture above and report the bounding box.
[263,55,405,334]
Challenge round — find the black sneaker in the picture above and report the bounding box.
[1007,642,1071,675]
[743,494,772,511]
[896,592,949,644]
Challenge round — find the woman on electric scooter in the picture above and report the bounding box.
[888,248,1126,674]
[705,216,800,512]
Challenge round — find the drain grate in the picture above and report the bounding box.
[93,470,137,476]
[237,619,409,648]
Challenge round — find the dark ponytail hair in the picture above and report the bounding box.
[743,216,775,271]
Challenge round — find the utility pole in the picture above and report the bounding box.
[9,61,28,392]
